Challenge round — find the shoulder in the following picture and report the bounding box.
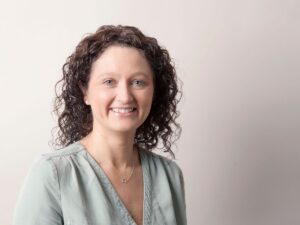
[40,141,85,167]
[141,150,187,224]
[25,155,58,188]
[141,149,182,169]
[42,141,84,159]
[14,151,66,224]
[140,149,184,180]
[27,142,85,181]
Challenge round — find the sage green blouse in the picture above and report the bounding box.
[13,141,187,225]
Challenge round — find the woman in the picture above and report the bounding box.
[13,25,186,225]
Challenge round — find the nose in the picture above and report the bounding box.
[116,82,134,103]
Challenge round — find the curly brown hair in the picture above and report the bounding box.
[52,25,181,158]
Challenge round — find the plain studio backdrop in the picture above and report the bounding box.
[1,0,299,224]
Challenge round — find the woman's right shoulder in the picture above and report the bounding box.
[12,144,81,225]
[30,141,85,176]
[42,141,84,159]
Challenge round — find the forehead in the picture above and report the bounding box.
[90,45,153,78]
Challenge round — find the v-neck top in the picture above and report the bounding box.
[13,141,187,225]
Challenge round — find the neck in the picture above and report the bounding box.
[80,127,137,170]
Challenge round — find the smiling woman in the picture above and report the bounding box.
[13,25,186,225]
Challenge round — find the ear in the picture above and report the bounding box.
[78,81,89,105]
[79,80,87,93]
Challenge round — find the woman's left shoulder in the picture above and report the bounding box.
[142,149,187,224]
[141,149,184,177]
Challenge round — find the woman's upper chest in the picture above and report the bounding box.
[107,164,144,225]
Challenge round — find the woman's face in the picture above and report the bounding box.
[83,45,154,134]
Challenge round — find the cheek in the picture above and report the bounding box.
[89,89,113,112]
[95,89,111,101]
[97,91,111,102]
[148,87,154,104]
[140,90,154,110]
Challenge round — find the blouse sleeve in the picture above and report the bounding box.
[174,163,187,225]
[13,156,63,225]
[179,167,187,225]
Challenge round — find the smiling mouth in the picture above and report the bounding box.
[110,107,137,114]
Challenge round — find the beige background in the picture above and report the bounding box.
[1,0,300,224]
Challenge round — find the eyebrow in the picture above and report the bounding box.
[97,72,152,78]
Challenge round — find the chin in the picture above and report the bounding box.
[110,125,138,133]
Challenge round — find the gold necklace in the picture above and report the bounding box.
[121,165,135,184]
[113,149,136,184]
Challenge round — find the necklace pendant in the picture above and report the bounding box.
[121,178,127,183]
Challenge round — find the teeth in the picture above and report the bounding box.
[111,108,134,113]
